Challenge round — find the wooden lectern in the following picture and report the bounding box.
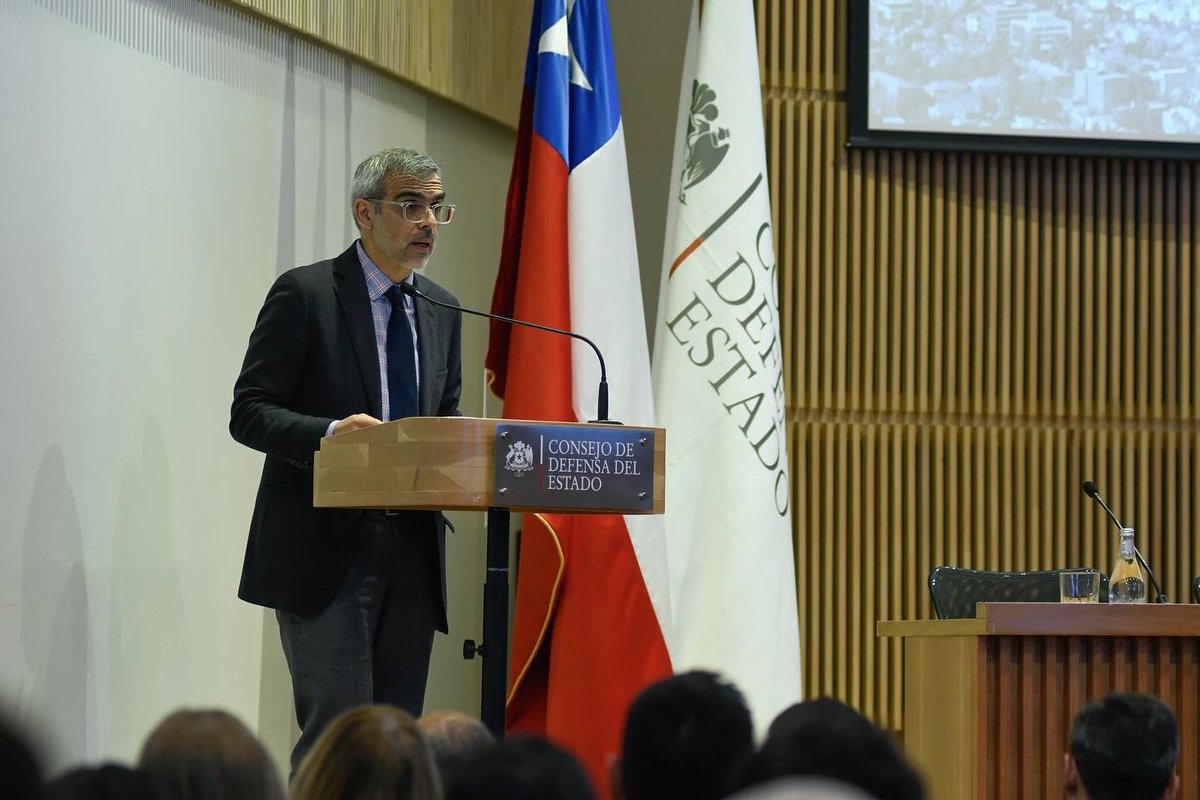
[879,603,1200,799]
[312,416,666,735]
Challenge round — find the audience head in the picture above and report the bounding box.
[291,705,441,800]
[417,711,495,786]
[618,670,754,800]
[1066,693,1179,800]
[446,734,595,800]
[44,764,161,800]
[137,708,284,800]
[0,712,42,800]
[728,777,875,800]
[748,698,925,800]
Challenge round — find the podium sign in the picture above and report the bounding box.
[494,423,655,512]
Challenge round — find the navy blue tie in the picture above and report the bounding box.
[385,285,419,420]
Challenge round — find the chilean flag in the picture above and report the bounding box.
[485,0,673,792]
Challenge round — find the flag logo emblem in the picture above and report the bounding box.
[680,80,730,202]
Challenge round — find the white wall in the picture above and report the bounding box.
[0,0,511,774]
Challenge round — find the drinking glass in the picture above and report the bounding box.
[1059,569,1101,603]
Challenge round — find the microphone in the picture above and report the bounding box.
[1081,480,1169,603]
[398,282,615,424]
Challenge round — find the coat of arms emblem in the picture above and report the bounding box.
[504,440,535,475]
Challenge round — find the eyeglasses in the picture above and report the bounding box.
[374,199,456,224]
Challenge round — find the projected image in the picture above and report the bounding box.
[868,0,1200,143]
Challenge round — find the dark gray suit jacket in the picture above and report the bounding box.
[230,243,462,628]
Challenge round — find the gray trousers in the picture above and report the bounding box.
[276,514,439,776]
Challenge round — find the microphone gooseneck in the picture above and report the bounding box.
[398,282,615,424]
[1081,480,1170,603]
[1081,480,1123,534]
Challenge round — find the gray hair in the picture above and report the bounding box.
[350,147,442,227]
[417,710,495,782]
[728,778,874,800]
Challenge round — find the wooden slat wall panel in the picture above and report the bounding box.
[978,636,1200,798]
[760,0,1200,736]
[218,0,528,127]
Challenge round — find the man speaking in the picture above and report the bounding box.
[230,147,462,773]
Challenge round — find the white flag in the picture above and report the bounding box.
[652,0,802,732]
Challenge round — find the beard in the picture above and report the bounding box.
[383,234,434,272]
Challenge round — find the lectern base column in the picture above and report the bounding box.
[480,506,510,737]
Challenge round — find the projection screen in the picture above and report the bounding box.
[848,0,1200,159]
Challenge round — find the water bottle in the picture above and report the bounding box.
[1109,527,1147,604]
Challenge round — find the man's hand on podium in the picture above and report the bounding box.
[333,413,383,435]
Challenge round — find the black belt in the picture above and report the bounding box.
[363,509,406,520]
[362,509,453,532]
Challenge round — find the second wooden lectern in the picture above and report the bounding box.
[879,603,1200,799]
[313,415,666,735]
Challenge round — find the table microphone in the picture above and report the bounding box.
[398,282,615,424]
[1081,480,1169,603]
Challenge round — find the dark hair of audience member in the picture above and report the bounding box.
[619,670,754,800]
[137,708,285,800]
[0,712,42,800]
[44,764,162,800]
[746,698,925,800]
[1068,693,1179,800]
[417,711,495,786]
[290,705,441,800]
[445,734,595,800]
